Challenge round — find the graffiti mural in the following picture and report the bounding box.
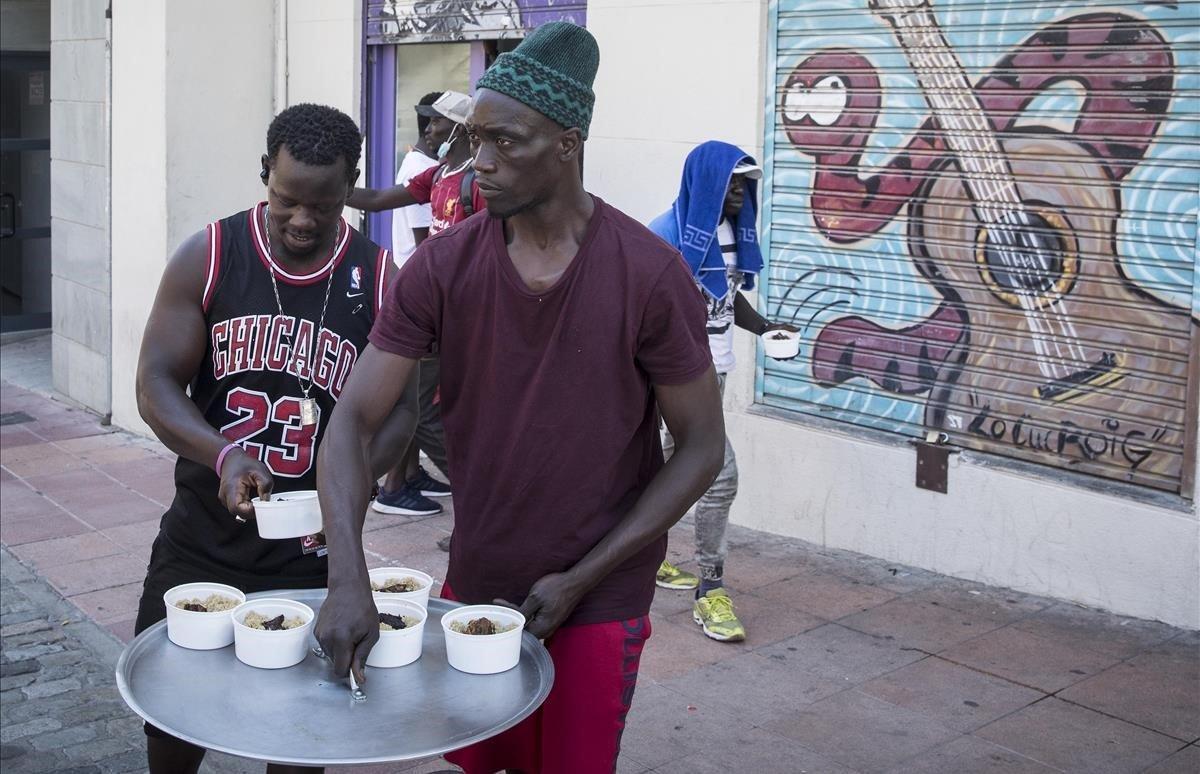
[764,0,1199,491]
[367,0,585,43]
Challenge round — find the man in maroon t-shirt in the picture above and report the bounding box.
[316,22,725,774]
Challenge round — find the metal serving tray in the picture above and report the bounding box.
[115,589,554,766]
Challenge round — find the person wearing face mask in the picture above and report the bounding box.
[349,90,485,238]
[390,91,444,268]
[648,140,799,643]
[348,90,483,529]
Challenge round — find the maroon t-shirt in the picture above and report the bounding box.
[370,197,712,625]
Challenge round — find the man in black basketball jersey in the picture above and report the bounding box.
[133,103,416,774]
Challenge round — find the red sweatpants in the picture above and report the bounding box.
[441,584,652,774]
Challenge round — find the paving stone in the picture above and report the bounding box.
[2,749,74,774]
[0,717,63,743]
[662,647,849,727]
[1058,644,1200,741]
[1,608,45,626]
[67,582,143,623]
[860,656,1044,732]
[5,695,77,723]
[36,648,91,667]
[1012,603,1179,660]
[28,720,101,751]
[9,532,124,571]
[755,623,928,686]
[976,697,1181,773]
[39,554,147,596]
[939,624,1119,693]
[103,715,144,738]
[839,594,1010,654]
[883,734,1059,773]
[913,582,1053,620]
[95,750,146,773]
[4,628,67,647]
[762,689,961,773]
[22,676,82,698]
[1142,744,1200,774]
[2,643,67,661]
[751,567,898,620]
[620,681,854,773]
[98,518,161,552]
[651,729,860,773]
[57,701,131,728]
[0,508,91,546]
[0,659,40,677]
[0,619,52,637]
[0,673,39,691]
[104,616,137,644]
[62,736,136,764]
[1,687,28,705]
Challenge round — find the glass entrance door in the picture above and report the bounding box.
[0,52,52,332]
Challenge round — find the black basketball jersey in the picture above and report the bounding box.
[159,202,389,584]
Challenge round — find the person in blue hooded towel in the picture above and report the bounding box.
[649,140,798,642]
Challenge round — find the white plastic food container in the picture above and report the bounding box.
[368,567,434,610]
[761,329,800,360]
[163,582,245,650]
[252,490,322,539]
[231,598,315,669]
[366,598,426,668]
[441,604,526,675]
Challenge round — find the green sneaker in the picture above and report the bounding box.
[656,560,699,590]
[693,588,746,642]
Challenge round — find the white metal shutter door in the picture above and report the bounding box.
[761,0,1199,493]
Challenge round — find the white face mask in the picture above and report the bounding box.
[437,124,461,160]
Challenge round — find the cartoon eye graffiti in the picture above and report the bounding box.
[783,75,848,126]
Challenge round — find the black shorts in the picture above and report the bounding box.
[133,535,328,635]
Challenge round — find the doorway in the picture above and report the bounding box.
[0,51,51,333]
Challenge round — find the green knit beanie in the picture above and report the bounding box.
[476,21,599,139]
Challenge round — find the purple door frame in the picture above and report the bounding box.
[365,44,396,247]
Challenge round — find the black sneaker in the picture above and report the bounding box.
[410,465,451,498]
[371,483,443,516]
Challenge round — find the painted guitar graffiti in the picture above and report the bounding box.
[781,2,1196,489]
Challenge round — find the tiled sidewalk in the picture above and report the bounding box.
[2,378,1198,773]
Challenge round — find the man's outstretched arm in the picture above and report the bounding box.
[505,366,726,638]
[347,185,419,212]
[315,344,419,681]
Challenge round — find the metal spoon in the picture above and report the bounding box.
[312,644,366,701]
[349,671,367,702]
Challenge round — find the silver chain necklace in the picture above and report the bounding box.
[262,205,335,427]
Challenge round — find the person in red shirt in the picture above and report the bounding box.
[349,90,485,236]
[348,90,484,528]
[316,22,726,774]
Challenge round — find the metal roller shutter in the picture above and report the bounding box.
[761,0,1199,493]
